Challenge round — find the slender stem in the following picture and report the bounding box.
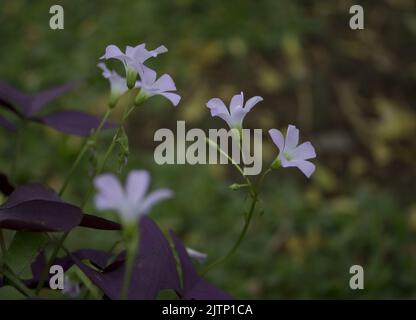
[1,265,34,297]
[201,140,274,275]
[80,99,135,208]
[0,231,7,280]
[120,244,135,300]
[258,167,272,189]
[36,94,138,297]
[35,230,68,294]
[11,119,25,180]
[202,190,258,275]
[0,230,6,258]
[35,108,114,294]
[59,108,113,196]
[80,126,121,208]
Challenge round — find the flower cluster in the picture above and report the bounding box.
[0,39,317,301]
[206,93,317,177]
[99,43,180,108]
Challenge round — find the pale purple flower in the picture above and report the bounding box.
[186,247,208,264]
[100,43,167,75]
[97,63,130,105]
[63,276,81,298]
[135,65,181,106]
[206,92,263,129]
[269,125,317,178]
[94,170,173,221]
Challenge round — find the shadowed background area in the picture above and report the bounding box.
[0,0,415,298]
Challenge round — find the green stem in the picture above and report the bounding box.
[80,100,135,208]
[1,265,34,297]
[59,108,113,196]
[35,230,68,294]
[202,190,258,275]
[120,242,136,300]
[0,230,6,260]
[35,108,114,294]
[36,94,138,297]
[11,119,25,180]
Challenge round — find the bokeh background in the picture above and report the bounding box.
[0,0,416,298]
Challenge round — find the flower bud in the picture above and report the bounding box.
[134,89,148,106]
[126,68,138,89]
[109,93,119,109]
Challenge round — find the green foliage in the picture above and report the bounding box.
[0,0,414,299]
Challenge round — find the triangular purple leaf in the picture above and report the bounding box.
[0,81,31,116]
[169,230,232,300]
[79,214,121,230]
[0,80,79,117]
[26,81,79,116]
[38,110,117,137]
[71,217,180,300]
[0,184,82,232]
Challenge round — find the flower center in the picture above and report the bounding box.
[283,151,293,161]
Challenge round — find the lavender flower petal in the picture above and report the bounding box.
[268,129,285,151]
[170,230,232,300]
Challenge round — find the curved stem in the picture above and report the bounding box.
[36,93,138,297]
[0,230,6,256]
[202,190,258,275]
[59,108,113,196]
[36,107,113,294]
[1,265,34,297]
[11,119,25,180]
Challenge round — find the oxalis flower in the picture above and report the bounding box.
[134,65,181,107]
[269,125,317,178]
[94,170,173,222]
[98,63,131,108]
[100,43,167,88]
[206,92,263,130]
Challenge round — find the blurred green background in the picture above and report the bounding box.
[0,0,416,299]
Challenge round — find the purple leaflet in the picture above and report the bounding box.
[71,216,181,300]
[79,214,121,231]
[0,80,78,117]
[169,230,232,300]
[0,184,120,232]
[0,183,82,232]
[37,110,117,137]
[0,80,116,136]
[26,249,115,289]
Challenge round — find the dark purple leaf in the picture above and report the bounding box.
[79,214,121,231]
[0,183,120,231]
[0,173,14,196]
[170,230,232,300]
[26,249,115,289]
[26,81,79,116]
[0,81,31,116]
[0,80,79,117]
[0,184,82,232]
[38,110,117,137]
[72,216,180,300]
[0,115,16,132]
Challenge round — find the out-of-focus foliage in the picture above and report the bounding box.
[0,0,415,298]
